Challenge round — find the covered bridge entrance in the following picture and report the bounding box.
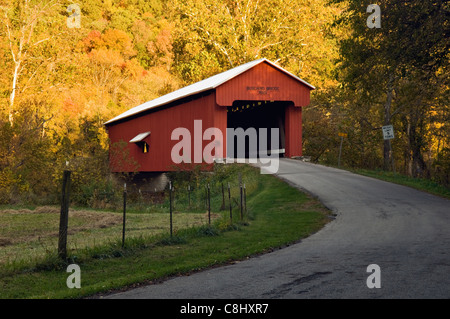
[227,100,290,158]
[105,58,314,172]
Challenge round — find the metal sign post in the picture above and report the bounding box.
[228,183,232,223]
[188,185,191,208]
[207,183,211,225]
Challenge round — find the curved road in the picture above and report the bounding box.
[107,159,450,298]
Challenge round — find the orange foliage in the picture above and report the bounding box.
[80,29,136,59]
[62,97,83,119]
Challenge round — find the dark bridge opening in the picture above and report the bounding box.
[226,100,289,158]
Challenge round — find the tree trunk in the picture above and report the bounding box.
[408,112,429,178]
[383,73,394,171]
[9,61,21,125]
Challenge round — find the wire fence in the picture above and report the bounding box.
[57,170,249,259]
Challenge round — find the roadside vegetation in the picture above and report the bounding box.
[349,168,450,200]
[0,164,331,299]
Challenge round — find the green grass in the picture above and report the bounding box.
[0,208,214,268]
[350,168,450,199]
[0,166,331,299]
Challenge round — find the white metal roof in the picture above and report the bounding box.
[129,131,151,143]
[105,58,315,125]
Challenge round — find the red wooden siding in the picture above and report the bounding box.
[213,100,228,159]
[284,104,303,157]
[215,61,311,107]
[107,91,222,172]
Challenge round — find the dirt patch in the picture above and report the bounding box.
[69,210,122,231]
[0,237,12,247]
[34,206,60,214]
[203,212,221,219]
[300,198,329,212]
[0,206,60,215]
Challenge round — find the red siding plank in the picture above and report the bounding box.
[285,104,303,157]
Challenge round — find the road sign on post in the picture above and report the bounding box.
[382,125,395,140]
[382,125,396,173]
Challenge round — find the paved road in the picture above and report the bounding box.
[106,159,450,298]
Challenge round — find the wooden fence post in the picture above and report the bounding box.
[58,170,71,259]
[122,183,127,248]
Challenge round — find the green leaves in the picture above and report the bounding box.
[330,0,450,179]
[171,0,340,85]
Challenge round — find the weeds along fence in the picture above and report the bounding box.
[57,169,251,260]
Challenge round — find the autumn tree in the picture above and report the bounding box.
[0,0,65,124]
[333,0,449,178]
[170,0,341,86]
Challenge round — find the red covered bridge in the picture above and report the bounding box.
[105,58,314,172]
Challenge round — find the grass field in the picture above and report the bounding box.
[0,206,214,268]
[0,164,331,299]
